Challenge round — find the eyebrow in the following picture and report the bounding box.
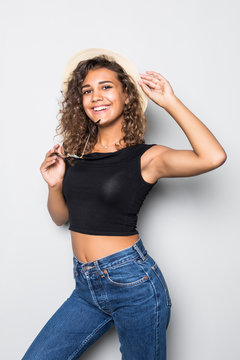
[81,80,114,90]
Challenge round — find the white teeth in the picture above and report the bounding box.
[93,106,109,111]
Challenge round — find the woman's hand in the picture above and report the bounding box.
[138,71,176,109]
[40,144,66,188]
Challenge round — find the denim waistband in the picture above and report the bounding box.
[73,236,148,272]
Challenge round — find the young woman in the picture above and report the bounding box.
[22,48,227,360]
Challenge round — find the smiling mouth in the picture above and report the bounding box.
[91,106,111,114]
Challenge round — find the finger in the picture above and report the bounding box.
[46,144,59,157]
[145,71,166,80]
[140,78,157,88]
[47,158,58,167]
[45,154,56,162]
[141,73,163,82]
[41,158,57,172]
[142,71,164,80]
[46,149,61,161]
[46,152,57,161]
[45,157,57,166]
[51,151,66,159]
[138,81,153,95]
[140,74,160,85]
[45,161,57,169]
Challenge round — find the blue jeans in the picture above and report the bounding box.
[22,236,172,359]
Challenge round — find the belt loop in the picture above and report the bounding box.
[93,260,104,275]
[83,263,95,272]
[133,242,146,261]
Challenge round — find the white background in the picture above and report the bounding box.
[1,0,239,359]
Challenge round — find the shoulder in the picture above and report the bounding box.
[140,144,171,182]
[141,144,169,163]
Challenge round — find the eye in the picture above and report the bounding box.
[103,85,112,90]
[82,85,112,95]
[82,89,90,95]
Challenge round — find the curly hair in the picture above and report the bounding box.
[54,55,148,166]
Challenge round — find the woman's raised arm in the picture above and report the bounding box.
[138,71,227,179]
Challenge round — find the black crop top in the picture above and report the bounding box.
[62,143,158,236]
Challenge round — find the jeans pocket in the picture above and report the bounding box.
[104,259,149,287]
[151,262,172,307]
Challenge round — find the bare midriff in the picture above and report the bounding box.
[71,231,140,263]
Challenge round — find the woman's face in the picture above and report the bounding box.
[81,68,128,126]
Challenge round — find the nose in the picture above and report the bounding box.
[91,89,103,102]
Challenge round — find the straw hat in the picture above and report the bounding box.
[61,47,148,113]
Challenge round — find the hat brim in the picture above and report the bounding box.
[62,47,148,113]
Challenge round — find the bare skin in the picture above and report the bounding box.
[71,232,140,263]
[40,68,227,264]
